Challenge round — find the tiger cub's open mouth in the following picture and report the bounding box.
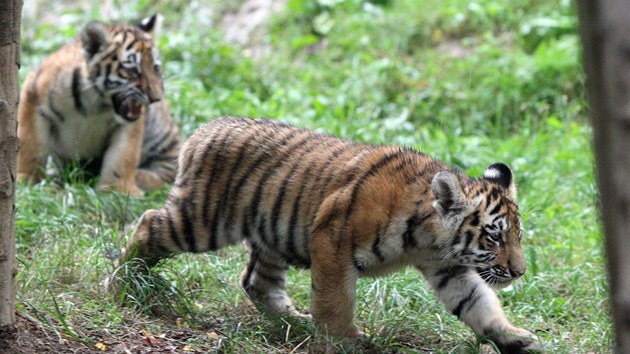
[113,94,144,122]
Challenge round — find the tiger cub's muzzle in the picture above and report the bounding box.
[112,92,156,122]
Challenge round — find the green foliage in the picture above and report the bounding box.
[14,0,607,352]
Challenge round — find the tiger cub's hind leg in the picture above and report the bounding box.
[240,242,306,318]
[135,165,177,190]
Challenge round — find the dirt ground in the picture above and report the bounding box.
[1,316,98,354]
[0,313,224,354]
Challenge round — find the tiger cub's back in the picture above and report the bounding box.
[167,118,362,263]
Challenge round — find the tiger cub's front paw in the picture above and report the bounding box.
[17,171,44,184]
[486,326,543,354]
[99,180,143,198]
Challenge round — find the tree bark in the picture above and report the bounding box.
[576,1,630,352]
[0,0,22,336]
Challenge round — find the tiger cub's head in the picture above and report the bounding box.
[80,15,163,124]
[431,163,526,289]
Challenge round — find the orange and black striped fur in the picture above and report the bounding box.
[17,15,180,197]
[119,117,541,352]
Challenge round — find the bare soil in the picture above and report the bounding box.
[1,315,95,354]
[0,313,223,354]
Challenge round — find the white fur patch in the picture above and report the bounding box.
[483,167,501,179]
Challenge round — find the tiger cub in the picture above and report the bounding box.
[117,117,542,352]
[17,15,181,197]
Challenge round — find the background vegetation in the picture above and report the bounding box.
[16,0,607,352]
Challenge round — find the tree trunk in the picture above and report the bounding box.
[576,1,630,352]
[0,0,22,337]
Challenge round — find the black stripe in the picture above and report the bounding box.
[402,163,429,185]
[344,151,402,218]
[491,214,504,224]
[201,127,237,230]
[243,131,310,241]
[403,212,432,249]
[254,270,285,285]
[104,63,112,79]
[174,154,194,187]
[371,225,385,262]
[165,207,185,251]
[435,266,466,290]
[126,38,138,51]
[147,213,161,252]
[225,128,302,239]
[215,122,278,244]
[121,30,129,46]
[141,128,165,152]
[269,136,320,247]
[211,131,261,247]
[146,215,171,257]
[286,173,308,263]
[485,192,494,209]
[176,123,230,187]
[47,91,66,123]
[351,239,364,271]
[254,217,294,262]
[151,135,180,158]
[336,150,403,251]
[469,211,480,227]
[452,285,478,318]
[312,151,363,233]
[315,143,364,203]
[311,189,345,240]
[403,222,418,249]
[489,203,502,216]
[38,110,55,124]
[257,214,272,248]
[71,68,86,116]
[478,253,495,263]
[302,142,358,246]
[450,234,461,248]
[241,249,258,288]
[286,144,348,266]
[464,231,475,249]
[270,176,292,247]
[250,133,314,244]
[181,201,197,252]
[39,111,60,140]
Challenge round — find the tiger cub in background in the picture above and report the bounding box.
[17,15,181,197]
[116,117,542,353]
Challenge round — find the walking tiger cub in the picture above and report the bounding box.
[17,15,181,197]
[116,117,542,352]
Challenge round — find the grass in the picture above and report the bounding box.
[14,0,609,352]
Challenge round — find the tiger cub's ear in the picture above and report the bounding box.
[138,14,161,37]
[483,163,517,200]
[431,171,476,229]
[81,21,110,59]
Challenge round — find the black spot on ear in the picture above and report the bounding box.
[483,163,513,189]
[138,14,158,33]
